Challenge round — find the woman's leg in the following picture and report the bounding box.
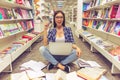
[60,49,78,65]
[39,46,59,65]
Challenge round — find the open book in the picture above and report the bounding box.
[54,69,84,80]
[77,67,107,80]
[77,59,101,68]
[11,71,29,80]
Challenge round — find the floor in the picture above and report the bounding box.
[0,24,120,80]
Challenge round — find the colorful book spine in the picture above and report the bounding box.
[116,5,120,18]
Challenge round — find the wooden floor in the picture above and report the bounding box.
[0,24,120,80]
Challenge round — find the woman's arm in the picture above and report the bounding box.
[43,23,50,46]
[72,44,82,57]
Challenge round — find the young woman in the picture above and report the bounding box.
[39,10,82,73]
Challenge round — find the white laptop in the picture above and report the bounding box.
[49,42,72,55]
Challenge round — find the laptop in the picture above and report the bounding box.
[48,42,72,55]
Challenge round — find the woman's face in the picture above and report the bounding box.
[55,12,63,27]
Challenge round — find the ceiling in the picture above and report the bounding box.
[44,0,77,12]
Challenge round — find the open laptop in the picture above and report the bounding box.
[49,42,72,55]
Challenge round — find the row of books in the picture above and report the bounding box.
[83,19,120,36]
[83,0,117,11]
[0,7,33,20]
[5,0,32,7]
[0,32,37,58]
[0,21,34,38]
[83,4,120,19]
[81,31,120,58]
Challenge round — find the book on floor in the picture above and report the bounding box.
[54,69,85,80]
[11,71,29,80]
[77,67,107,80]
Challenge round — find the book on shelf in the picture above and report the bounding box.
[0,7,7,19]
[88,20,93,28]
[114,22,120,36]
[98,21,106,31]
[103,8,110,18]
[24,0,32,7]
[83,19,89,26]
[20,22,27,30]
[108,46,120,56]
[116,4,120,18]
[83,11,90,18]
[92,20,98,29]
[77,67,107,80]
[109,5,119,18]
[83,3,89,11]
[5,8,14,19]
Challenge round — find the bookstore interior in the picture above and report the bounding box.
[0,0,120,80]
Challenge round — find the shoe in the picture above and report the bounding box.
[64,65,70,73]
[47,63,54,70]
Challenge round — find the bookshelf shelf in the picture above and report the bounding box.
[81,0,120,74]
[88,5,108,11]
[0,18,33,23]
[0,0,42,73]
[83,18,120,21]
[105,0,120,6]
[0,1,33,10]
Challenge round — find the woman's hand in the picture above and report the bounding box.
[44,22,50,31]
[76,47,82,57]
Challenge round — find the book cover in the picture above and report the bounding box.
[116,4,120,18]
[109,5,119,18]
[77,59,91,68]
[5,8,14,19]
[11,71,29,80]
[114,22,120,35]
[0,7,7,19]
[88,20,93,28]
[92,20,98,29]
[77,67,107,80]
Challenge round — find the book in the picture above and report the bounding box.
[109,46,120,56]
[116,4,120,18]
[11,71,29,80]
[5,8,14,19]
[0,7,7,19]
[114,22,120,35]
[77,59,91,68]
[109,5,119,18]
[77,67,107,80]
[55,69,85,80]
[76,59,101,68]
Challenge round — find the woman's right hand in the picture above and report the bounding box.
[44,22,50,31]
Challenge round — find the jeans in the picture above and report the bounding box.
[39,46,78,66]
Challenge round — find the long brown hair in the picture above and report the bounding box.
[53,10,65,28]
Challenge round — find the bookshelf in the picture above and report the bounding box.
[78,0,120,74]
[0,0,42,73]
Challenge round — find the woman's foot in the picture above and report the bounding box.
[64,65,70,73]
[47,63,54,70]
[57,63,70,73]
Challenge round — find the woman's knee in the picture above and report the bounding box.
[39,46,46,55]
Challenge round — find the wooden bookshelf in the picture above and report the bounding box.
[0,0,42,73]
[81,0,120,74]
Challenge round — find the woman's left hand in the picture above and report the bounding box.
[76,48,82,57]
